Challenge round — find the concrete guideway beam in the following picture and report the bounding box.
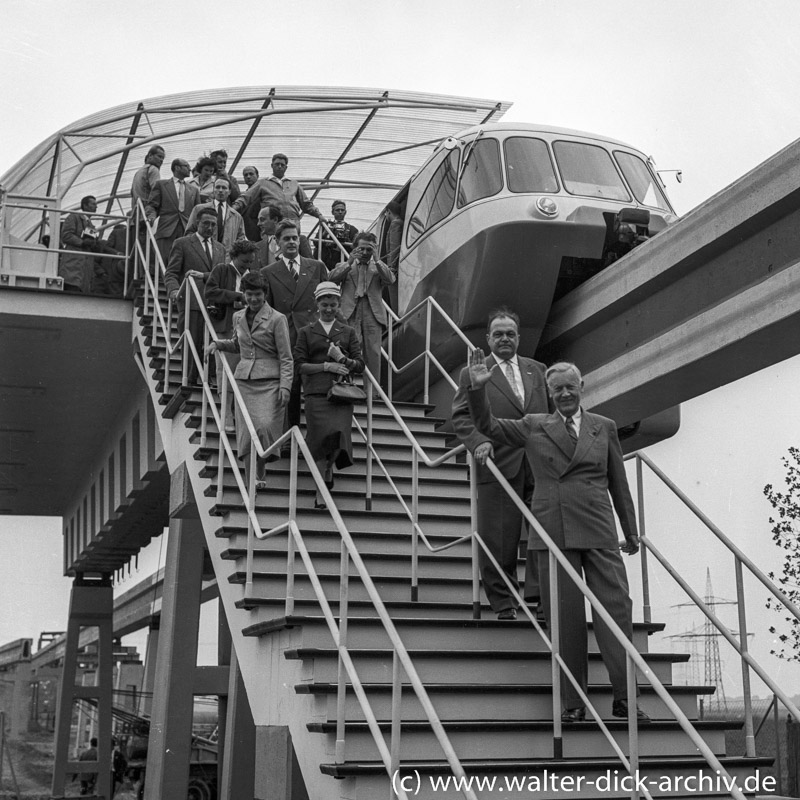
[540,134,800,423]
[585,258,800,423]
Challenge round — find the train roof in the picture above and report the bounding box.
[451,121,647,153]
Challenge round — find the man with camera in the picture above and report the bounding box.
[327,231,395,382]
[319,199,359,270]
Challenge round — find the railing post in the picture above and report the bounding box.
[366,381,373,511]
[390,650,402,783]
[735,558,756,757]
[182,285,191,387]
[411,448,419,602]
[635,456,651,624]
[386,313,394,401]
[286,441,298,617]
[423,305,432,405]
[245,447,256,601]
[774,694,783,795]
[550,550,562,759]
[627,654,640,800]
[164,298,173,395]
[200,325,210,447]
[335,541,350,764]
[216,372,227,508]
[469,453,481,620]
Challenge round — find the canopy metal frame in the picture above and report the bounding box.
[2,86,510,240]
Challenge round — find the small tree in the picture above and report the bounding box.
[763,446,800,661]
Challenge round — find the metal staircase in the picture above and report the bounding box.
[127,204,790,799]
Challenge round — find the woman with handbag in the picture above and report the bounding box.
[293,281,365,508]
[206,272,293,491]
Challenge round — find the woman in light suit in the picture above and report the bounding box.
[207,272,293,490]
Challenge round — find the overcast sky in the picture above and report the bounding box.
[3,0,800,697]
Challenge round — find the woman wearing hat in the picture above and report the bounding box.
[294,281,365,508]
[206,272,293,491]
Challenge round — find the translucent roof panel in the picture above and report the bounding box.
[2,86,510,238]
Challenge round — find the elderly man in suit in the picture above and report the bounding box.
[467,357,648,722]
[260,219,328,437]
[145,158,200,268]
[327,231,394,382]
[186,178,246,252]
[452,308,549,619]
[165,207,226,384]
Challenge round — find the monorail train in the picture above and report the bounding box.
[370,122,678,418]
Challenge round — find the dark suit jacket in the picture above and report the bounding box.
[468,388,638,551]
[164,234,226,311]
[216,304,293,387]
[452,355,549,484]
[204,262,249,333]
[259,257,328,344]
[145,178,200,241]
[185,202,246,251]
[293,320,364,396]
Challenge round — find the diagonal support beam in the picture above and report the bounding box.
[309,91,389,204]
[228,89,275,176]
[104,104,145,216]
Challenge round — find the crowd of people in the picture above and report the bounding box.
[109,143,398,503]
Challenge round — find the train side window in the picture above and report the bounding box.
[553,141,630,201]
[614,151,671,211]
[406,148,459,247]
[504,137,559,193]
[457,138,503,208]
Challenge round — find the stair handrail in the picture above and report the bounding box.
[626,450,800,760]
[356,362,751,799]
[383,294,475,403]
[480,458,749,800]
[130,222,481,799]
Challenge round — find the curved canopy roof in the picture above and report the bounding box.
[1,85,509,239]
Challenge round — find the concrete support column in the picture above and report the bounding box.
[141,621,160,717]
[255,726,309,800]
[143,516,205,800]
[218,597,256,800]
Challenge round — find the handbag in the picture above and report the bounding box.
[327,373,366,404]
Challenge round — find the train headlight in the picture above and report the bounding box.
[536,197,559,217]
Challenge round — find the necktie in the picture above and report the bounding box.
[216,203,224,242]
[178,180,186,212]
[565,416,578,443]
[203,238,212,267]
[503,361,523,405]
[288,259,298,281]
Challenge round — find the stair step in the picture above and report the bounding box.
[297,682,713,721]
[212,505,473,538]
[319,756,774,799]
[306,718,734,761]
[202,464,472,495]
[250,617,672,661]
[212,485,469,516]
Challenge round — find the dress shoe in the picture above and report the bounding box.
[561,707,586,722]
[612,699,651,722]
[496,608,517,620]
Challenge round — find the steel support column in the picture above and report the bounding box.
[143,516,205,800]
[218,602,256,800]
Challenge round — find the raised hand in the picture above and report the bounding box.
[468,347,495,389]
